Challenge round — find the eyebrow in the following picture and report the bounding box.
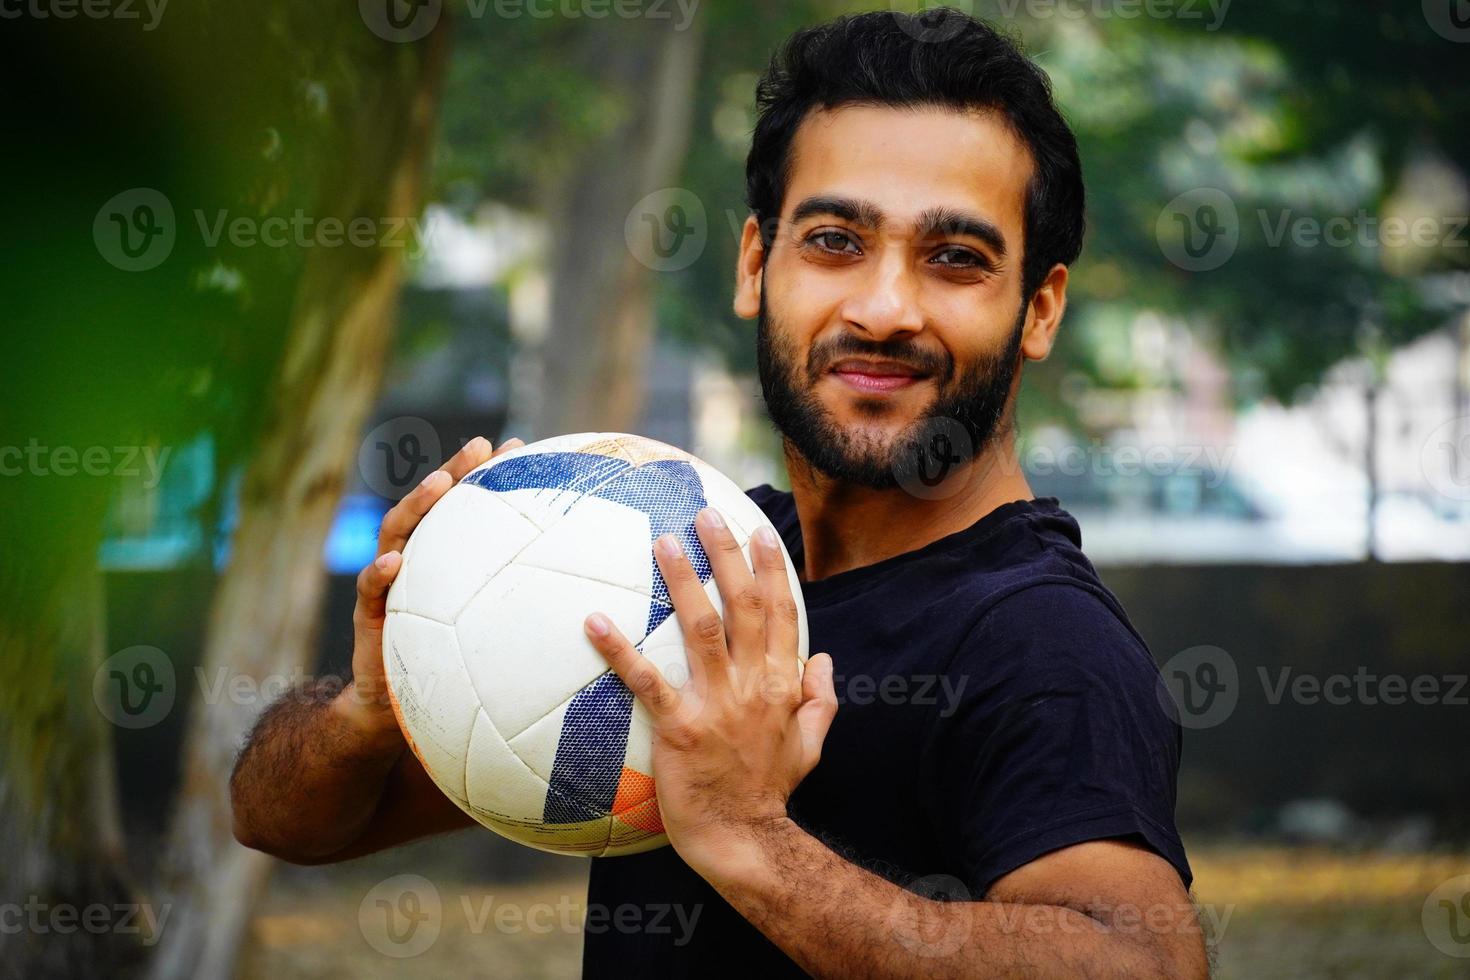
[788,195,1009,258]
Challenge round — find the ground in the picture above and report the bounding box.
[238,835,1470,978]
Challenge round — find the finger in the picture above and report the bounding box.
[489,436,525,461]
[693,507,764,664]
[795,653,838,774]
[353,550,402,635]
[441,435,495,483]
[584,613,681,718]
[375,437,520,557]
[377,468,453,556]
[751,525,801,679]
[654,532,731,685]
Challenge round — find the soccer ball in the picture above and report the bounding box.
[382,433,809,856]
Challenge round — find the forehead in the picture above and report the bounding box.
[784,104,1032,237]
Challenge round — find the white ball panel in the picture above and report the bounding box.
[456,564,651,741]
[384,505,427,614]
[463,708,563,828]
[503,697,572,783]
[693,461,764,537]
[514,495,654,596]
[620,693,656,778]
[385,564,408,614]
[383,612,476,803]
[491,484,605,533]
[397,483,540,624]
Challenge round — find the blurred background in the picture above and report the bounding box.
[2,1,1468,977]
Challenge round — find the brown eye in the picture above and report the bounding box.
[932,246,986,269]
[809,230,860,254]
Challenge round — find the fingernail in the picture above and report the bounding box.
[471,436,491,453]
[375,551,398,570]
[420,469,441,488]
[657,534,683,558]
[756,526,779,549]
[586,613,610,636]
[698,507,724,529]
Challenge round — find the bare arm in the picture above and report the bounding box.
[230,436,521,864]
[707,827,1209,980]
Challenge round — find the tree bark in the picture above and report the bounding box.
[0,550,136,979]
[145,26,449,980]
[533,17,706,438]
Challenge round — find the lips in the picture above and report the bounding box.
[828,357,929,393]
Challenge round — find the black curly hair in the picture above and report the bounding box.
[745,7,1086,301]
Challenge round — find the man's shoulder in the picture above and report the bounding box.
[744,483,799,544]
[744,483,791,518]
[955,577,1161,696]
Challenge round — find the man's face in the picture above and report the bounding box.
[745,105,1037,489]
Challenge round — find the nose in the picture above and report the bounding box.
[837,251,924,343]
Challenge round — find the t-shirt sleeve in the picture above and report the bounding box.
[917,582,1192,897]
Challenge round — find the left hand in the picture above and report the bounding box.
[583,507,837,874]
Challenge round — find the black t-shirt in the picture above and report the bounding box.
[583,487,1191,978]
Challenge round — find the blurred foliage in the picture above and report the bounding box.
[1050,0,1470,405]
[1,5,432,577]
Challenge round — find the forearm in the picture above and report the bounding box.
[698,819,1194,980]
[229,677,406,862]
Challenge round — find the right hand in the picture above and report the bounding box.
[337,435,525,738]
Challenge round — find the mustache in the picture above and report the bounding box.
[805,336,952,382]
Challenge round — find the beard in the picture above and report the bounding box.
[756,290,1025,491]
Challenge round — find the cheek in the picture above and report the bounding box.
[928,293,1021,363]
[766,275,836,348]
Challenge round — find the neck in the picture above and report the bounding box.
[784,425,1034,584]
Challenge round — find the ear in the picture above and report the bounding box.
[1020,263,1069,362]
[733,214,766,320]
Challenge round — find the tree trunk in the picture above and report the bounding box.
[533,17,706,438]
[0,549,136,979]
[145,26,449,980]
